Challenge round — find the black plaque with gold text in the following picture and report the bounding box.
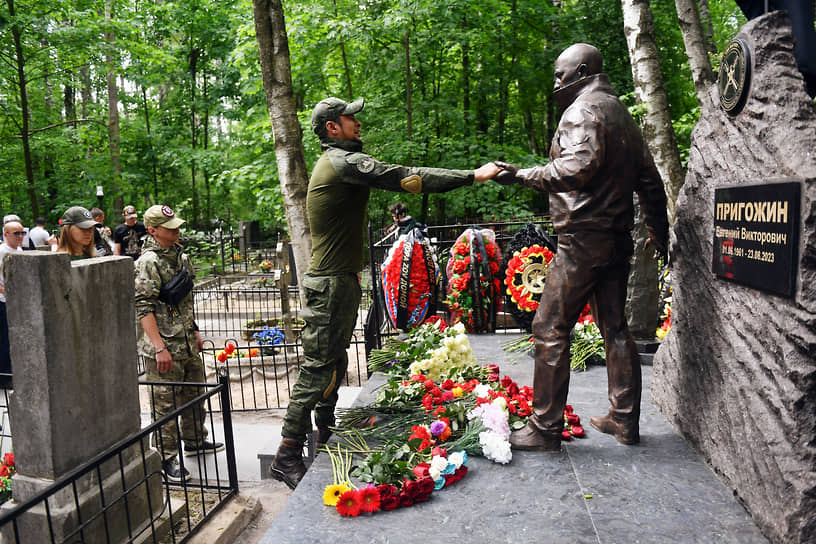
[712,181,800,297]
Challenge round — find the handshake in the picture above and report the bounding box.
[474,161,523,185]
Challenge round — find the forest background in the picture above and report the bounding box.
[0,0,747,238]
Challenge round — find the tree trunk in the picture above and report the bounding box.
[252,0,312,294]
[104,1,123,217]
[189,45,200,227]
[674,0,716,105]
[621,0,684,223]
[8,0,38,218]
[696,0,718,55]
[621,0,686,338]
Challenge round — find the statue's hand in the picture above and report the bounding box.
[493,161,520,186]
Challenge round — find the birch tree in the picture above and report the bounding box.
[252,0,312,291]
[621,0,684,222]
[674,0,716,106]
[620,0,686,337]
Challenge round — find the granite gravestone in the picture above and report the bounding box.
[652,12,816,544]
[0,252,164,543]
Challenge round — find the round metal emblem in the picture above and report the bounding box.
[357,156,375,174]
[718,38,751,115]
[521,262,548,295]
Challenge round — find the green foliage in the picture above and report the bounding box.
[0,0,745,232]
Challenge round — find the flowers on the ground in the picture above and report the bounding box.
[381,231,439,330]
[258,259,273,273]
[563,405,586,439]
[325,325,587,518]
[444,228,503,332]
[408,322,477,381]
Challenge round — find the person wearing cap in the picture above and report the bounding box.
[56,206,97,259]
[135,204,223,483]
[113,205,147,260]
[0,219,25,388]
[269,96,501,489]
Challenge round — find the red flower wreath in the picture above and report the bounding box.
[381,232,438,330]
[504,245,555,313]
[444,229,502,332]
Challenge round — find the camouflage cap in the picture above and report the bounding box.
[310,97,364,137]
[61,206,97,229]
[144,205,185,229]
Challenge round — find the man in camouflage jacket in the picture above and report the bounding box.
[135,204,223,483]
[269,97,501,489]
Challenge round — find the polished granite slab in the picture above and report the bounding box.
[260,334,768,544]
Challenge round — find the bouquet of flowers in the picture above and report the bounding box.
[258,260,273,273]
[444,228,502,332]
[381,229,439,331]
[0,453,15,503]
[215,343,260,363]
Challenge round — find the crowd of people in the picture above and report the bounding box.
[0,202,222,483]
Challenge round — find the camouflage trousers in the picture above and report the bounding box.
[282,273,361,440]
[145,342,209,461]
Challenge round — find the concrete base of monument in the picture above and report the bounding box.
[256,334,769,544]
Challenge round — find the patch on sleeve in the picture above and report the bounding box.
[400,174,422,194]
[357,156,376,174]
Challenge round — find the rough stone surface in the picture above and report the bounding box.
[651,12,816,544]
[1,252,163,543]
[260,335,768,544]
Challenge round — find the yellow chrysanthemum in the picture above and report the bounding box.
[323,483,350,506]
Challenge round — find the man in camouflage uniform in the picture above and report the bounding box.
[135,204,223,483]
[270,97,501,489]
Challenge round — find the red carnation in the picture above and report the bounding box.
[571,425,585,438]
[3,453,13,467]
[561,430,573,441]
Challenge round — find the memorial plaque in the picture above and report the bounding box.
[712,180,800,297]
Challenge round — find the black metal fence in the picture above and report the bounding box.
[0,374,238,544]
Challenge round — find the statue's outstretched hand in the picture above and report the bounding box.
[493,161,520,186]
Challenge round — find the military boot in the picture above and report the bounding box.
[509,422,561,452]
[270,438,307,489]
[589,412,639,445]
[316,425,332,448]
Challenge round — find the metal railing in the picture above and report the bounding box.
[0,373,238,544]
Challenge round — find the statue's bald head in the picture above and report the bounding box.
[553,43,603,92]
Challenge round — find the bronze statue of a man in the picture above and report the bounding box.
[496,43,669,450]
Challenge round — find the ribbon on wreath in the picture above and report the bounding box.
[382,228,439,331]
